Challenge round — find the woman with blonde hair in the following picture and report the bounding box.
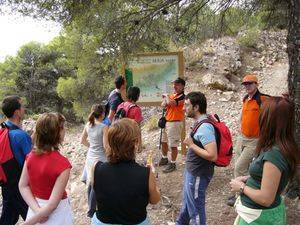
[19,113,73,225]
[230,96,299,225]
[81,104,109,218]
[91,118,160,225]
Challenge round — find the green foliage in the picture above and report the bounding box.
[237,28,261,48]
[0,56,18,100]
[0,0,289,120]
[0,41,73,115]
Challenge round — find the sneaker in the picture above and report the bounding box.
[163,163,176,173]
[227,195,236,207]
[158,157,169,166]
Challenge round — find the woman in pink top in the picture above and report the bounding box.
[19,113,73,225]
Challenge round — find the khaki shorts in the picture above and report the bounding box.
[161,121,183,148]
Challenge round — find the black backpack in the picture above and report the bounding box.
[114,103,137,121]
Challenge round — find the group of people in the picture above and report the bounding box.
[0,73,299,225]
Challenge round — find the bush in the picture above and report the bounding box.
[237,28,261,48]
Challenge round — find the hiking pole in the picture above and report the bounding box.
[159,127,163,150]
[155,108,166,179]
[155,127,163,179]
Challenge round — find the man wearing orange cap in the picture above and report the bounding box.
[227,74,269,206]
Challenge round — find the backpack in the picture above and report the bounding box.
[0,122,22,186]
[104,90,123,117]
[157,109,166,129]
[114,102,137,121]
[191,114,233,167]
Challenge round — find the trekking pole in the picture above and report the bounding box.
[155,108,166,179]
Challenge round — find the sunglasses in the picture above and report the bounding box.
[242,82,255,86]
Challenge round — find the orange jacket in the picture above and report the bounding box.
[165,92,185,122]
[241,91,269,138]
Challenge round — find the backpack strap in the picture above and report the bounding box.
[1,122,19,131]
[191,117,220,151]
[191,119,211,138]
[1,122,8,129]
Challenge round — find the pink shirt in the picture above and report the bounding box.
[117,102,143,124]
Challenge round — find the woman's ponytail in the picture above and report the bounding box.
[88,112,96,126]
[88,104,104,126]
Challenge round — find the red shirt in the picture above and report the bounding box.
[26,150,72,200]
[117,102,143,123]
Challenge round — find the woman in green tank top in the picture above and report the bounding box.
[230,96,299,225]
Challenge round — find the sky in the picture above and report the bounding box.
[0,11,61,62]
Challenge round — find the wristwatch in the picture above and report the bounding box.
[239,184,246,195]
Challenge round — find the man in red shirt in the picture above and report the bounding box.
[159,78,185,173]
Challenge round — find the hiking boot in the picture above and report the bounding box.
[158,157,169,166]
[163,163,176,173]
[227,195,236,207]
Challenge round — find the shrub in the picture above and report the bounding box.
[237,28,261,48]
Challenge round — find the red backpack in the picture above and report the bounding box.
[0,122,22,186]
[192,114,233,167]
[114,102,137,121]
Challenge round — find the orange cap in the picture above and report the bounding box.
[242,74,258,84]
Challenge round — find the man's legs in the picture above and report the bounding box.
[171,147,178,162]
[234,138,257,178]
[177,171,212,225]
[163,122,182,173]
[228,136,257,206]
[87,184,96,218]
[0,186,28,225]
[192,174,212,225]
[159,127,169,166]
[176,170,192,225]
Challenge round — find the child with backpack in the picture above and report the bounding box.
[114,86,143,124]
[80,104,109,218]
[19,113,73,225]
[176,92,232,225]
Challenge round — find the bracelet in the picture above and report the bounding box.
[239,183,246,195]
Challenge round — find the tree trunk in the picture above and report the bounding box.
[286,0,300,199]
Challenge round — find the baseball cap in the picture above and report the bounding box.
[172,77,186,86]
[242,74,258,84]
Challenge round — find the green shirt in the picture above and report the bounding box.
[241,146,290,209]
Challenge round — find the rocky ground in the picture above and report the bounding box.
[3,30,299,225]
